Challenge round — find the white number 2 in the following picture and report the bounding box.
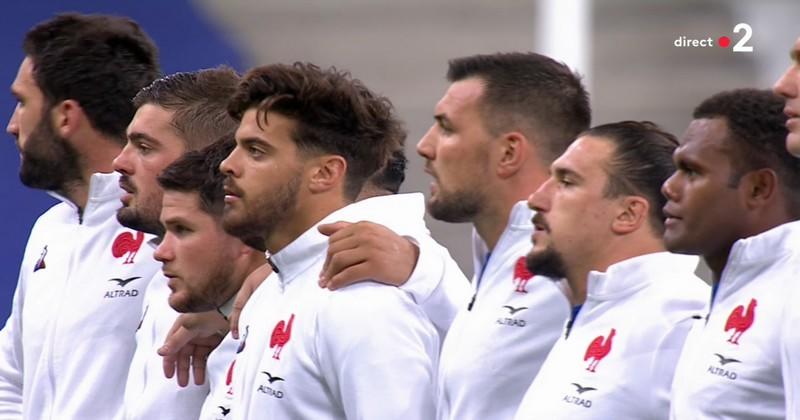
[732,23,753,53]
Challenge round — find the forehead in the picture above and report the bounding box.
[128,104,182,142]
[553,135,615,176]
[161,190,204,217]
[677,118,732,158]
[235,108,296,144]
[435,78,486,118]
[11,57,39,95]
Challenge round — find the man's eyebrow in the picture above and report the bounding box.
[552,166,583,181]
[128,132,160,144]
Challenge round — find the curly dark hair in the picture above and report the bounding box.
[133,67,240,151]
[447,52,591,164]
[693,89,800,215]
[583,121,679,234]
[23,13,160,144]
[228,62,403,200]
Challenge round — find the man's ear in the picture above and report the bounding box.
[50,99,85,140]
[308,155,347,194]
[496,131,530,179]
[611,196,650,235]
[739,168,778,210]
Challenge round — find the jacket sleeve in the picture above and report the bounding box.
[783,280,800,420]
[317,283,438,420]
[399,234,472,341]
[0,271,26,418]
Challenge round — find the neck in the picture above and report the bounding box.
[266,196,348,254]
[476,166,548,250]
[219,251,268,308]
[58,180,90,214]
[565,234,665,305]
[473,204,512,252]
[706,211,794,284]
[66,135,123,211]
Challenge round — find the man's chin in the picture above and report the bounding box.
[167,293,210,313]
[525,249,567,279]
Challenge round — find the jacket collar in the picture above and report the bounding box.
[472,200,533,275]
[48,172,123,225]
[725,220,800,269]
[270,193,428,287]
[586,252,699,301]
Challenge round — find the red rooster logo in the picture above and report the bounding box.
[584,328,616,372]
[112,231,145,264]
[270,314,295,360]
[513,256,534,293]
[725,298,757,345]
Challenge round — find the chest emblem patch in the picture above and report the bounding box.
[585,328,616,372]
[513,256,534,293]
[270,314,295,360]
[112,231,145,264]
[724,298,757,345]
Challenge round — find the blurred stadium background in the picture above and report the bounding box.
[1,0,798,319]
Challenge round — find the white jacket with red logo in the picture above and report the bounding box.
[514,252,707,420]
[436,201,571,420]
[231,193,448,420]
[198,332,239,420]
[670,221,800,420]
[0,172,160,420]
[122,272,209,420]
[198,298,240,420]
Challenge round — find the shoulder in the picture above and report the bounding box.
[317,282,433,341]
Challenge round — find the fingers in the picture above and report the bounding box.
[231,263,271,339]
[176,344,194,387]
[158,325,197,358]
[320,235,362,288]
[162,351,177,379]
[321,248,369,290]
[327,262,373,291]
[191,345,211,386]
[317,221,352,237]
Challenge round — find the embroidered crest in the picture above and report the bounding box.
[270,314,295,360]
[584,328,616,372]
[33,246,48,272]
[513,256,534,293]
[724,298,757,345]
[112,231,145,264]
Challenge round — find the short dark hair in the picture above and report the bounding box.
[157,136,234,217]
[23,13,160,144]
[584,121,679,234]
[693,89,800,216]
[133,67,240,151]
[447,52,591,164]
[367,149,408,194]
[228,62,401,200]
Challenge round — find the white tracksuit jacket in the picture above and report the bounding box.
[231,193,465,420]
[671,220,800,420]
[514,252,708,420]
[783,274,800,420]
[198,330,239,420]
[0,172,160,420]
[122,271,208,420]
[436,201,571,420]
